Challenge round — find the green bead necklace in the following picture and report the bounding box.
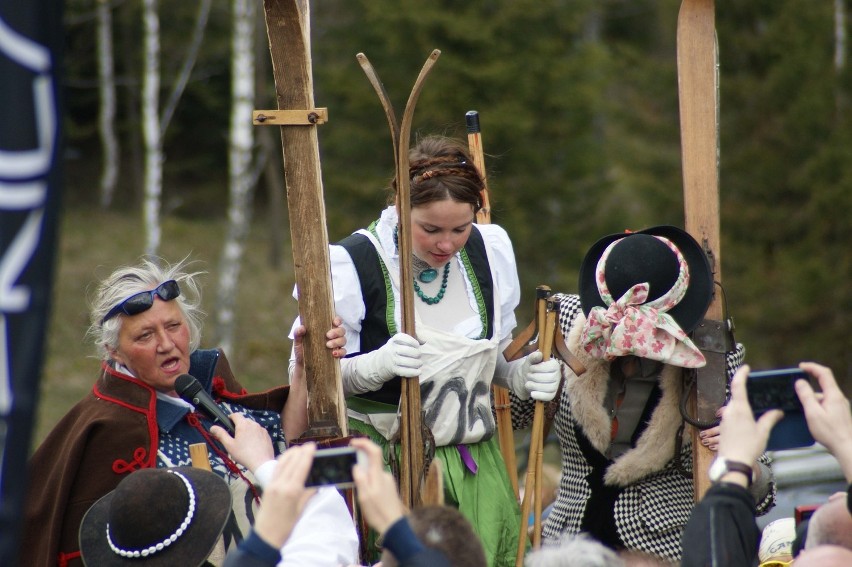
[413,261,450,305]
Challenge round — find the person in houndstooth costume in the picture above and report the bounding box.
[515,226,776,562]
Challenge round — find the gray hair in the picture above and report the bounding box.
[525,534,625,567]
[87,256,206,360]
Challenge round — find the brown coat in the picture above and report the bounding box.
[20,349,289,567]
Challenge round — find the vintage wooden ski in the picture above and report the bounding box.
[677,0,729,499]
[259,0,347,440]
[357,49,441,508]
[465,110,519,500]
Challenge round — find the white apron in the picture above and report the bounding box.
[347,229,503,446]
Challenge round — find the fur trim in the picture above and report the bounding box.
[564,316,612,453]
[565,313,691,487]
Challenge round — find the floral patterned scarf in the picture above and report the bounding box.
[580,235,706,368]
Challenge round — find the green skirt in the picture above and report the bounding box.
[349,415,524,567]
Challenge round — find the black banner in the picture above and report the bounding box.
[0,2,63,565]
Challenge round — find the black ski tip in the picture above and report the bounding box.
[465,110,480,133]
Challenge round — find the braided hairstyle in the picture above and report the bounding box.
[389,135,485,214]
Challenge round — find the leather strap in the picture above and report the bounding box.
[711,458,753,486]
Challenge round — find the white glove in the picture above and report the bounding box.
[341,333,422,395]
[495,351,561,402]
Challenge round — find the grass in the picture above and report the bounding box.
[33,207,300,447]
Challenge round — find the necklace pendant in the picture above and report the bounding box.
[418,268,439,283]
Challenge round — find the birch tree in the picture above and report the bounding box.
[215,0,257,353]
[141,0,162,258]
[140,0,211,258]
[96,0,119,208]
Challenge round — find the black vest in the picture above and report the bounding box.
[338,225,495,404]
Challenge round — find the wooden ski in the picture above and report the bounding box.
[357,49,441,508]
[676,0,729,499]
[465,110,519,500]
[259,0,347,440]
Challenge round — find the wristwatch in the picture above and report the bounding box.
[709,457,753,486]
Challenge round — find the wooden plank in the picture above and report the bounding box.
[253,108,329,125]
[262,0,346,439]
[677,0,727,500]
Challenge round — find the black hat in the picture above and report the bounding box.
[79,467,231,567]
[578,225,713,334]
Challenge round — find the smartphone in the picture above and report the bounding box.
[746,368,808,413]
[305,446,366,489]
[746,368,814,451]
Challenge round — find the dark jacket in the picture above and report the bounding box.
[680,482,760,567]
[21,349,288,567]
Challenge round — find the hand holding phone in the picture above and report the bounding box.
[746,368,815,451]
[305,446,367,489]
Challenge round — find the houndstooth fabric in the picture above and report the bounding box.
[511,293,776,562]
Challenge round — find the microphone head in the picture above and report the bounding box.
[174,374,202,400]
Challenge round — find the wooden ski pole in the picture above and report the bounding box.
[357,49,442,509]
[189,443,212,471]
[189,443,227,564]
[515,286,554,566]
[677,0,728,501]
[465,110,519,500]
[466,111,492,225]
[534,300,556,545]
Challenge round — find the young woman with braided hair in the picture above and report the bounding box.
[289,135,560,566]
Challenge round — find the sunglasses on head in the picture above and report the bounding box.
[101,280,181,324]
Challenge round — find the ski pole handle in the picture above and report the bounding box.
[466,110,491,224]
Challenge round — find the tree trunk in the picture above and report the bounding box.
[96,0,119,209]
[836,0,846,72]
[159,0,212,134]
[141,0,163,258]
[216,0,256,353]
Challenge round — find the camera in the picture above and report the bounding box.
[746,367,814,451]
[305,446,366,489]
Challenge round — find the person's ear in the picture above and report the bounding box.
[108,346,126,367]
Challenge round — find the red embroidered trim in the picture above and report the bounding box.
[112,447,149,474]
[57,550,81,566]
[94,363,159,469]
[212,376,247,399]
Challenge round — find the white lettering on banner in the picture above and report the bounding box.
[0,14,56,417]
[0,18,54,180]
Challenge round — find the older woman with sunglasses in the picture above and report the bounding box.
[21,257,350,567]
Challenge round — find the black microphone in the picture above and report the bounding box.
[174,374,236,436]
